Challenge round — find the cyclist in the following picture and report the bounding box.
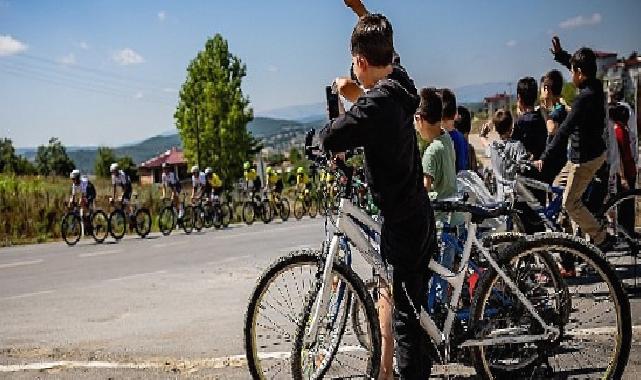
[110,163,132,215]
[296,166,311,193]
[209,168,224,198]
[243,162,262,202]
[69,169,97,234]
[161,163,183,220]
[190,165,206,202]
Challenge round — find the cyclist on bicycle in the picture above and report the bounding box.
[243,162,262,203]
[208,168,224,198]
[110,163,132,214]
[161,163,183,220]
[296,166,311,194]
[190,165,206,202]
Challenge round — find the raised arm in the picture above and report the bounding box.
[550,36,572,71]
[344,0,368,17]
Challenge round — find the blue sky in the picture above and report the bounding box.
[1,0,640,147]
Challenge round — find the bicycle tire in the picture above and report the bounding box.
[134,208,152,238]
[109,209,126,240]
[261,200,272,224]
[280,198,291,222]
[351,278,378,351]
[193,205,205,232]
[307,195,318,219]
[242,202,255,225]
[470,233,631,379]
[158,206,175,236]
[91,210,109,243]
[182,205,195,234]
[221,203,232,227]
[61,212,82,246]
[202,203,214,229]
[600,188,640,254]
[244,251,380,380]
[294,198,305,220]
[212,204,223,229]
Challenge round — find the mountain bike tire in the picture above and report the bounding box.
[134,208,152,238]
[91,210,109,243]
[61,212,82,246]
[109,209,127,241]
[158,206,176,236]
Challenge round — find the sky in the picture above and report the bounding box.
[1,0,640,147]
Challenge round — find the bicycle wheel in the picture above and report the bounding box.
[242,202,255,225]
[202,204,214,229]
[245,251,380,380]
[109,209,126,240]
[193,205,205,232]
[212,204,223,229]
[261,200,273,224]
[470,233,631,379]
[61,212,82,246]
[221,203,232,227]
[158,206,176,236]
[601,189,640,257]
[91,210,109,243]
[134,208,152,238]
[182,205,195,234]
[294,198,305,220]
[280,198,291,222]
[307,195,318,219]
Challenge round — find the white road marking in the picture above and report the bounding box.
[0,259,43,269]
[152,241,186,248]
[105,270,167,282]
[78,249,121,258]
[0,290,54,301]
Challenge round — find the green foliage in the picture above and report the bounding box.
[267,152,285,166]
[34,137,75,176]
[289,147,302,163]
[175,33,256,189]
[117,155,138,182]
[0,138,36,175]
[562,82,577,106]
[94,146,116,178]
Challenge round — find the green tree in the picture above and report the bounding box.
[94,146,116,178]
[289,147,302,163]
[0,138,36,175]
[117,155,138,182]
[34,137,75,176]
[561,82,577,106]
[175,34,256,188]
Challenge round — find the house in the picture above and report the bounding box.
[484,93,512,116]
[138,147,188,185]
[603,52,641,105]
[595,51,618,78]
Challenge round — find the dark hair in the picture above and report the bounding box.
[417,87,442,125]
[609,104,630,124]
[543,70,564,96]
[517,77,538,107]
[438,88,457,120]
[454,106,471,134]
[571,47,597,78]
[350,14,394,67]
[493,109,513,136]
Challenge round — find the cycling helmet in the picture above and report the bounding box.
[70,169,81,179]
[109,163,119,172]
[162,163,168,169]
[191,165,199,173]
[297,167,304,174]
[266,166,273,174]
[205,167,213,175]
[243,162,251,170]
[277,169,283,175]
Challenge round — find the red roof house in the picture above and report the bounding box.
[138,147,188,185]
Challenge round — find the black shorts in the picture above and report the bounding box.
[122,183,132,201]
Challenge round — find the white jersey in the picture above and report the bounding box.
[192,172,206,188]
[162,171,179,187]
[71,177,89,197]
[112,170,130,187]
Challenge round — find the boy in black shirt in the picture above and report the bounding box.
[321,2,436,378]
[514,77,548,163]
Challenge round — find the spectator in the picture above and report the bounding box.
[455,105,480,173]
[539,70,569,184]
[439,88,469,172]
[609,104,637,233]
[514,77,548,163]
[487,109,528,182]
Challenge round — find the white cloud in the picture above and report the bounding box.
[112,48,145,65]
[157,11,166,22]
[0,35,27,56]
[58,53,76,65]
[267,65,279,73]
[559,13,602,29]
[78,41,89,50]
[134,91,143,99]
[506,40,517,48]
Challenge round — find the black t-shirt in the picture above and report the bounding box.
[512,110,548,161]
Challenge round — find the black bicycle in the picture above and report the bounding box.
[242,191,272,225]
[61,202,109,246]
[158,195,196,235]
[108,194,152,240]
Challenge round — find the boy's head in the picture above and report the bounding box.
[608,104,630,125]
[517,77,538,110]
[350,13,394,89]
[454,106,471,136]
[493,109,514,138]
[570,47,597,86]
[541,70,564,101]
[414,87,442,140]
[438,88,457,122]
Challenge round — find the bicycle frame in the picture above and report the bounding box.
[304,197,561,359]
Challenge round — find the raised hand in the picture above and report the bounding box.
[550,36,562,55]
[343,0,368,17]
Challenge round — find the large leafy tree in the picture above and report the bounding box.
[175,34,257,188]
[0,138,35,175]
[117,155,138,182]
[34,137,75,176]
[94,146,117,178]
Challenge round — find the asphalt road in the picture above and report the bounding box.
[0,218,640,379]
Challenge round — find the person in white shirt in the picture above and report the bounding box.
[161,163,183,219]
[190,165,206,202]
[110,163,132,214]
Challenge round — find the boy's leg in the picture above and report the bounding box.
[562,154,607,244]
[377,284,395,380]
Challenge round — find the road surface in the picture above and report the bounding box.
[0,218,640,379]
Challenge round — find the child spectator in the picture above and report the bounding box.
[487,109,528,182]
[610,104,637,233]
[514,77,548,164]
[455,105,479,173]
[439,88,469,173]
[539,69,569,184]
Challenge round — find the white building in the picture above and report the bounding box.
[603,52,641,106]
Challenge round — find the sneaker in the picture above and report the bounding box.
[597,234,617,253]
